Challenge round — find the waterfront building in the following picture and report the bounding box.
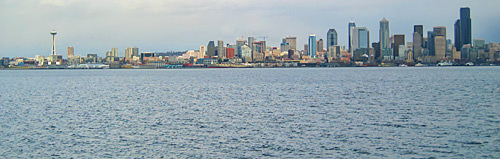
[240,45,252,62]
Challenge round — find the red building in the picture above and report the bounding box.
[226,48,235,59]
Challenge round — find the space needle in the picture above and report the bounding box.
[50,30,57,56]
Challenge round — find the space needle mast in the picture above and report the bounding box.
[50,30,57,56]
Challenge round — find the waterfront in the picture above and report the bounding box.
[0,67,499,158]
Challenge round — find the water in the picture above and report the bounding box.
[0,67,499,158]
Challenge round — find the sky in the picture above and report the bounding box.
[1,0,499,58]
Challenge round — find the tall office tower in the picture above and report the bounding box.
[132,47,139,57]
[207,41,216,57]
[111,48,118,57]
[460,7,472,50]
[125,47,132,62]
[379,18,391,60]
[308,34,317,58]
[454,20,461,49]
[248,37,255,52]
[199,45,206,56]
[379,18,390,49]
[67,46,74,59]
[427,31,435,56]
[413,25,424,61]
[352,27,370,60]
[280,38,289,52]
[50,30,57,56]
[432,26,447,59]
[217,40,225,58]
[393,34,405,58]
[285,37,297,51]
[236,38,246,57]
[372,42,380,61]
[304,44,309,56]
[327,29,338,53]
[316,38,324,52]
[348,21,356,52]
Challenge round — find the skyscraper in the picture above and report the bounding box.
[207,41,216,57]
[327,29,338,53]
[285,37,297,51]
[379,18,390,49]
[393,34,405,58]
[308,34,317,58]
[217,40,225,58]
[348,21,356,52]
[199,45,206,56]
[460,7,472,48]
[67,46,74,59]
[236,38,246,57]
[413,25,424,61]
[132,47,139,57]
[379,18,391,60]
[433,26,447,59]
[454,20,461,49]
[316,38,323,53]
[352,27,370,61]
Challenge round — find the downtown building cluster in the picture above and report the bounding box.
[2,7,500,69]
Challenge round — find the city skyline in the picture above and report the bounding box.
[1,0,499,57]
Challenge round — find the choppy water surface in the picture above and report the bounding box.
[0,67,499,158]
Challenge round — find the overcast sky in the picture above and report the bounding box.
[1,0,499,58]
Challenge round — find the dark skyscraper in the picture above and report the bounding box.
[455,7,471,50]
[454,20,461,50]
[207,41,216,57]
[393,34,405,57]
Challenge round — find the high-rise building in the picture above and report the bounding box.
[111,48,118,57]
[379,18,390,50]
[434,36,446,59]
[280,38,289,53]
[308,34,317,58]
[352,27,370,61]
[248,37,255,53]
[207,41,216,57]
[125,47,132,62]
[455,7,472,50]
[327,29,338,53]
[348,21,356,52]
[67,46,74,59]
[132,47,139,57]
[236,39,246,57]
[241,45,252,62]
[393,34,405,58]
[226,48,235,59]
[316,38,324,53]
[199,46,206,56]
[304,44,309,56]
[413,25,424,61]
[217,40,225,58]
[285,37,297,51]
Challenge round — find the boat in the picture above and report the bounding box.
[415,63,425,67]
[399,64,408,67]
[465,62,474,66]
[207,64,253,68]
[437,61,453,66]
